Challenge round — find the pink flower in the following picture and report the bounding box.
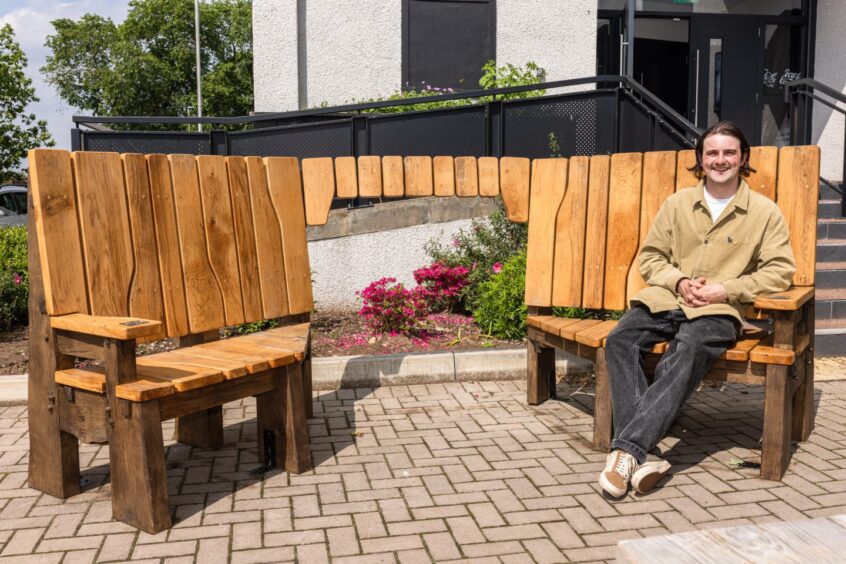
[492,262,503,274]
[13,273,22,285]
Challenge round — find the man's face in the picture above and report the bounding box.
[701,133,745,186]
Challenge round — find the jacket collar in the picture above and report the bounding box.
[693,178,750,213]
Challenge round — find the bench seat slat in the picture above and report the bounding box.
[174,347,270,374]
[526,316,582,335]
[574,320,618,347]
[138,351,247,380]
[55,367,176,402]
[196,339,298,368]
[560,319,602,341]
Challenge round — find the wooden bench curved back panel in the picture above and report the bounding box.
[525,159,569,306]
[603,153,643,311]
[776,145,820,286]
[551,156,589,306]
[582,155,611,310]
[226,157,263,322]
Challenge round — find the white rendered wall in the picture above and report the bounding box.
[813,0,846,181]
[253,0,299,112]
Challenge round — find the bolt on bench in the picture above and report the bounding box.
[27,149,314,533]
[523,146,820,481]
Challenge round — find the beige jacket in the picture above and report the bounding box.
[631,179,796,324]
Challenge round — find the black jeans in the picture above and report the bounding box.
[605,304,737,463]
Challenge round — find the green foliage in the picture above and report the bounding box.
[0,24,54,180]
[42,0,253,127]
[472,250,528,339]
[0,225,27,277]
[225,318,279,337]
[0,225,28,331]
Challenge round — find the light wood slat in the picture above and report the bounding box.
[433,156,455,196]
[265,157,314,315]
[198,338,298,368]
[675,149,698,191]
[626,151,677,302]
[754,286,814,311]
[749,345,795,366]
[582,155,611,309]
[262,322,310,339]
[246,157,289,318]
[122,154,165,334]
[239,334,306,361]
[603,153,643,311]
[776,145,820,286]
[197,156,245,326]
[382,156,404,197]
[404,156,434,197]
[560,318,602,341]
[479,157,500,196]
[551,156,589,307]
[132,363,223,394]
[51,314,162,340]
[226,157,263,323]
[169,154,226,334]
[574,320,618,347]
[526,315,582,336]
[357,156,382,197]
[500,157,531,222]
[722,337,761,362]
[138,350,246,380]
[175,345,271,374]
[72,152,134,317]
[55,367,105,394]
[525,159,569,307]
[27,149,89,316]
[335,156,358,198]
[455,157,479,197]
[147,155,190,337]
[650,342,668,354]
[301,157,335,226]
[747,146,779,200]
[55,367,175,402]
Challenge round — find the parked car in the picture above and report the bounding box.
[0,185,27,228]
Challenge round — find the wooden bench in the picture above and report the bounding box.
[27,150,315,533]
[523,146,820,481]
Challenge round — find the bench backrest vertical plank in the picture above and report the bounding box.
[455,157,479,197]
[357,156,382,197]
[265,157,314,314]
[500,157,531,222]
[582,155,611,310]
[246,156,290,318]
[301,157,335,226]
[603,153,643,311]
[551,156,589,306]
[28,149,89,316]
[433,156,455,196]
[169,154,226,333]
[404,156,434,197]
[625,151,677,302]
[776,145,820,286]
[226,157,264,323]
[72,152,134,317]
[675,149,698,191]
[122,154,165,331]
[478,157,500,197]
[747,146,779,200]
[334,156,358,198]
[147,155,190,337]
[382,156,404,197]
[525,158,569,307]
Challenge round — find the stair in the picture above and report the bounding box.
[815,181,846,356]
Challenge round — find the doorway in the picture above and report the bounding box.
[634,17,689,117]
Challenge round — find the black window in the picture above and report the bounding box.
[402,0,496,92]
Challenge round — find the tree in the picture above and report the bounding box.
[0,24,54,181]
[42,0,253,125]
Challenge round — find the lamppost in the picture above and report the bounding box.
[194,0,203,132]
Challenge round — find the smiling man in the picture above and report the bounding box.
[598,121,796,498]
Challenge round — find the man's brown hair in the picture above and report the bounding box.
[689,120,756,179]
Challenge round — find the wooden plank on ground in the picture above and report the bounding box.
[72,151,134,317]
[357,156,382,197]
[675,149,698,191]
[455,157,478,197]
[551,156,589,307]
[226,157,263,323]
[301,157,335,226]
[500,157,530,222]
[404,156,433,197]
[776,145,820,286]
[478,157,500,197]
[525,158,569,307]
[334,156,358,198]
[382,156,404,197]
[433,156,455,196]
[603,152,643,311]
[747,146,779,200]
[581,155,611,310]
[27,149,89,316]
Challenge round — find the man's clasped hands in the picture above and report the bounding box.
[676,277,728,307]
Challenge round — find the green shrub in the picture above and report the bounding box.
[0,225,27,278]
[0,226,28,331]
[472,250,527,339]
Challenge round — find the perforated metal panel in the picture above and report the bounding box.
[228,120,353,158]
[368,106,486,156]
[81,132,211,155]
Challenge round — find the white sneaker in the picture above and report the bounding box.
[599,450,638,498]
[631,460,672,494]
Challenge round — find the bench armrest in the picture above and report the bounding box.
[51,314,163,340]
[752,286,814,311]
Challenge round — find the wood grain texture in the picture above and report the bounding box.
[27,149,88,316]
[265,157,314,315]
[197,156,245,326]
[527,340,554,405]
[72,152,134,317]
[169,154,226,333]
[433,156,455,196]
[500,157,530,221]
[754,286,814,311]
[675,149,698,190]
[593,348,613,451]
[51,314,162,340]
[454,157,479,197]
[560,318,602,341]
[551,156,589,307]
[256,371,287,470]
[246,156,289,318]
[404,156,433,197]
[285,363,312,474]
[147,154,190,337]
[524,158,569,307]
[603,153,643,311]
[177,345,270,374]
[334,156,358,198]
[382,156,404,197]
[776,145,820,286]
[301,157,335,226]
[574,320,618,347]
[581,155,611,310]
[478,157,500,197]
[226,157,263,323]
[357,156,382,197]
[747,146,779,200]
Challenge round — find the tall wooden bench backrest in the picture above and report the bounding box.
[28,150,314,339]
[524,146,821,311]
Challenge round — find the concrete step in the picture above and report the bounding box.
[817,239,846,262]
[815,318,846,356]
[819,200,845,219]
[815,288,846,320]
[818,218,846,239]
[816,262,846,289]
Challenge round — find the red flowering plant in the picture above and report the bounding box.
[412,261,470,313]
[357,277,429,334]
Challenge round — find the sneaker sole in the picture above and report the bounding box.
[632,461,671,494]
[599,473,628,498]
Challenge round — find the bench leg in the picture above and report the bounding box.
[109,400,171,534]
[761,364,792,481]
[255,371,287,471]
[173,407,224,449]
[593,348,613,452]
[286,362,312,474]
[792,349,815,442]
[303,356,314,420]
[527,340,554,405]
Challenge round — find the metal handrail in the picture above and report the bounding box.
[784,78,846,110]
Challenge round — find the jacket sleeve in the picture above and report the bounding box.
[639,201,688,294]
[720,208,796,304]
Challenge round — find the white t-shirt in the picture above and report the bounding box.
[703,189,735,223]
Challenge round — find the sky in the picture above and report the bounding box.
[0,0,132,150]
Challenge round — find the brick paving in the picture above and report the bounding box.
[0,379,845,563]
